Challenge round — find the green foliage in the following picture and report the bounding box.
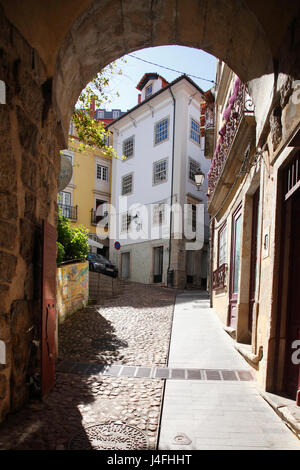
[57,211,89,264]
[70,58,126,160]
[56,242,65,264]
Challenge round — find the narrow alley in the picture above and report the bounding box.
[0,284,299,450]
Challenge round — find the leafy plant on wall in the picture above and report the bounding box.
[56,211,89,264]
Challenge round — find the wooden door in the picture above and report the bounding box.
[284,190,300,402]
[229,206,242,329]
[41,221,57,397]
[248,189,260,333]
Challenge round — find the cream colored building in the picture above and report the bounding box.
[208,61,300,406]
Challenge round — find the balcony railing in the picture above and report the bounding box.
[90,209,108,225]
[208,79,254,197]
[58,203,77,220]
[212,263,227,290]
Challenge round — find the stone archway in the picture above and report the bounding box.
[53,0,276,143]
[0,0,299,422]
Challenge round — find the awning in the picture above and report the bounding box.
[88,239,104,249]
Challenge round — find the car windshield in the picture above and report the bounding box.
[88,253,109,263]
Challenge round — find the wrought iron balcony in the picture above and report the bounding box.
[90,208,108,225]
[208,79,254,200]
[58,203,77,220]
[212,263,227,290]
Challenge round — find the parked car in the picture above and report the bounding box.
[87,253,118,278]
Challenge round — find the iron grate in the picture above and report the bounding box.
[56,361,253,382]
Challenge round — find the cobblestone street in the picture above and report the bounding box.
[0,283,177,450]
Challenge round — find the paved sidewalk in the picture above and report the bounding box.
[158,291,300,450]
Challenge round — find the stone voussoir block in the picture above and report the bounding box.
[0,221,17,251]
[0,251,17,283]
[0,192,18,221]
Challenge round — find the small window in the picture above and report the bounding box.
[145,84,153,98]
[189,158,201,183]
[122,136,134,159]
[121,213,131,233]
[97,110,104,119]
[122,173,133,195]
[69,121,74,136]
[154,118,168,144]
[190,118,201,144]
[97,164,108,181]
[218,223,227,267]
[192,204,197,233]
[112,110,120,119]
[153,159,168,185]
[153,203,166,225]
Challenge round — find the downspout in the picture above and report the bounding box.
[167,86,176,287]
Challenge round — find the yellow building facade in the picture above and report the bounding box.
[59,136,112,257]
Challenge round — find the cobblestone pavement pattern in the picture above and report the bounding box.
[0,283,177,450]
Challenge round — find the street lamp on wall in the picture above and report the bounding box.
[195,170,205,190]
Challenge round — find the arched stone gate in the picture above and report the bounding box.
[0,0,299,421]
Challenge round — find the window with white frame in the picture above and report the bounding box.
[122,136,134,159]
[153,159,168,185]
[69,120,74,136]
[189,158,201,183]
[190,118,201,144]
[113,110,120,119]
[97,110,104,119]
[153,202,166,225]
[145,84,153,98]
[218,223,227,267]
[97,164,109,181]
[121,173,133,195]
[121,213,131,233]
[154,118,169,144]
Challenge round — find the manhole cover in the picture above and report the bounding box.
[68,423,149,450]
[91,337,128,351]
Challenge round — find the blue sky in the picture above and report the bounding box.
[105,46,217,112]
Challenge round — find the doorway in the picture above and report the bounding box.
[283,189,300,402]
[121,252,130,279]
[228,205,242,329]
[248,189,260,334]
[153,246,164,283]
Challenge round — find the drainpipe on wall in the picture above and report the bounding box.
[167,86,176,287]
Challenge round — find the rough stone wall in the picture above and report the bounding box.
[0,6,61,421]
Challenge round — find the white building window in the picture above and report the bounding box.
[113,110,120,119]
[97,164,108,181]
[121,173,133,195]
[121,213,131,233]
[154,118,169,144]
[122,136,134,159]
[69,120,74,136]
[218,223,227,266]
[145,84,153,98]
[153,203,166,225]
[97,110,104,119]
[190,118,201,144]
[153,159,168,185]
[189,158,201,183]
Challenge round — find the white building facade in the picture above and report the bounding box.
[107,74,211,289]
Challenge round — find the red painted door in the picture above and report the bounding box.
[249,189,260,333]
[229,206,242,329]
[284,190,300,403]
[41,220,57,396]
